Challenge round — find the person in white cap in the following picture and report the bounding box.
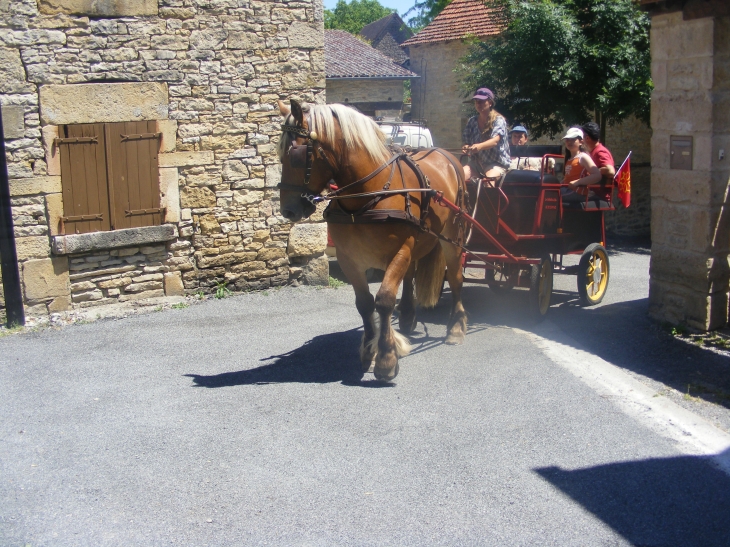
[561,127,602,203]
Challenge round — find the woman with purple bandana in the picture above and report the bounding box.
[461,88,511,182]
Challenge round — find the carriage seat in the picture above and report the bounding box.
[562,197,612,210]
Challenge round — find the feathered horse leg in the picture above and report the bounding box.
[336,253,377,373]
[372,240,414,382]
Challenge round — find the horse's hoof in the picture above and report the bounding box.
[374,362,399,382]
[445,333,465,345]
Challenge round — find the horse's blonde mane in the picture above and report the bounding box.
[278,103,390,164]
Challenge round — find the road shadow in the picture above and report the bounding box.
[454,281,730,410]
[535,449,730,546]
[185,328,393,388]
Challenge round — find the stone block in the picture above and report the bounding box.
[117,289,164,302]
[0,47,32,94]
[164,271,185,296]
[15,236,51,260]
[124,281,163,293]
[157,119,177,153]
[44,193,61,238]
[52,225,177,255]
[227,31,265,50]
[42,125,61,176]
[9,176,62,196]
[257,247,286,261]
[287,22,324,49]
[38,0,158,16]
[1,105,25,139]
[159,167,180,223]
[302,255,329,286]
[48,295,70,312]
[158,150,214,167]
[287,223,327,257]
[40,82,168,125]
[180,186,216,208]
[199,215,221,234]
[23,257,70,300]
[650,169,711,205]
[650,91,713,133]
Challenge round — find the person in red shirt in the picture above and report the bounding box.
[581,122,615,202]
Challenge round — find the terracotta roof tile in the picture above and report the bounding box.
[402,0,505,46]
[325,30,417,79]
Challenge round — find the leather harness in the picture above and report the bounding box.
[279,123,467,245]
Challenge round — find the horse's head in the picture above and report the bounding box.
[276,99,336,222]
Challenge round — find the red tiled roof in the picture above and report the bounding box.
[402,0,505,46]
[325,30,417,79]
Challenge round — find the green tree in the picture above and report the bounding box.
[460,0,652,139]
[324,0,395,35]
[404,0,452,30]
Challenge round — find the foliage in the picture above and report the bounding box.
[215,281,232,299]
[460,0,652,139]
[171,302,189,309]
[329,276,346,289]
[324,0,395,34]
[404,0,452,30]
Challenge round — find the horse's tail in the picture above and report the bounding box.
[415,242,446,308]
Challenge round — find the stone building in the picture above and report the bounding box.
[642,0,730,331]
[359,12,412,68]
[324,29,416,118]
[402,0,502,149]
[0,0,327,321]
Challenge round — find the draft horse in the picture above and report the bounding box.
[277,100,467,381]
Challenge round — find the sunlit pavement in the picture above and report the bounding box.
[2,243,729,546]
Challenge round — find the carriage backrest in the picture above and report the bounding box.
[509,144,563,158]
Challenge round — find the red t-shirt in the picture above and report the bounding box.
[590,143,614,201]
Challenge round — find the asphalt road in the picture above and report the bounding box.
[2,245,730,546]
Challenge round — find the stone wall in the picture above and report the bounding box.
[326,78,405,112]
[0,0,327,319]
[409,40,469,148]
[648,12,730,330]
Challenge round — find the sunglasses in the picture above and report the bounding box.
[473,99,489,104]
[563,137,579,142]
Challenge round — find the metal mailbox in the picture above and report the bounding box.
[670,135,693,170]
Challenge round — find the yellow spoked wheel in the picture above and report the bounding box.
[577,244,609,306]
[529,256,553,320]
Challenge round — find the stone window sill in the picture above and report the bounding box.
[51,225,177,255]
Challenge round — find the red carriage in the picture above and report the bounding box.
[432,144,628,319]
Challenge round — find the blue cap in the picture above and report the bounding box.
[510,125,528,135]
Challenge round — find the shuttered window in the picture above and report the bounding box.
[57,121,163,234]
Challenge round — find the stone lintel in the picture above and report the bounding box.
[40,82,168,125]
[158,150,214,167]
[38,0,158,17]
[52,225,177,255]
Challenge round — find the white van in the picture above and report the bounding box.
[377,122,433,149]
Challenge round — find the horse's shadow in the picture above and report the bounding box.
[185,327,395,388]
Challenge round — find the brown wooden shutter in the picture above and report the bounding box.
[105,121,162,229]
[58,123,111,234]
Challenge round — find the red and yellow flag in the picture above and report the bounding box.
[615,153,631,208]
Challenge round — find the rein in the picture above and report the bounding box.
[279,123,467,244]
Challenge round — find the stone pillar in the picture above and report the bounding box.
[649,13,730,330]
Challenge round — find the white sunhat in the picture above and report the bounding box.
[562,127,584,140]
